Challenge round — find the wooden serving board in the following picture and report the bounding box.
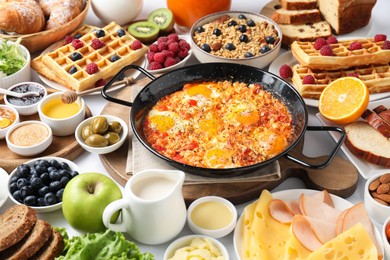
[100,78,358,205]
[0,89,92,173]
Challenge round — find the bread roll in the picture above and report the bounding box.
[38,0,84,30]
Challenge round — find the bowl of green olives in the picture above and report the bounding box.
[75,115,128,154]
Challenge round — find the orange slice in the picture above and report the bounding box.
[319,77,369,124]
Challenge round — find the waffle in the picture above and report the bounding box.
[35,22,147,92]
[291,38,390,70]
[292,63,390,99]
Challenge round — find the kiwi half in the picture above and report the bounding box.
[127,21,159,43]
[147,8,175,33]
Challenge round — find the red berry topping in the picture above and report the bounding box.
[86,62,99,74]
[153,52,167,64]
[319,45,334,56]
[178,48,189,59]
[302,75,315,84]
[164,57,178,68]
[167,33,179,42]
[314,38,328,50]
[149,62,163,70]
[149,43,158,52]
[279,64,293,79]
[131,40,143,50]
[157,36,168,44]
[179,40,190,50]
[383,40,390,50]
[95,79,106,87]
[327,36,338,44]
[346,73,359,78]
[72,39,83,49]
[158,42,168,51]
[349,41,362,51]
[168,42,180,53]
[374,34,387,42]
[91,38,105,50]
[162,50,175,58]
[147,51,155,63]
[65,36,74,44]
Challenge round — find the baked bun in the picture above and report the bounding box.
[0,0,46,34]
[38,0,84,30]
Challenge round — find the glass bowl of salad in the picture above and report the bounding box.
[0,40,31,89]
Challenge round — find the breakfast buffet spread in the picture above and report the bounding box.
[1,0,390,259]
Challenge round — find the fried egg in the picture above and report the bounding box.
[224,101,260,126]
[148,110,188,134]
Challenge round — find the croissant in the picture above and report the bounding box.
[38,0,84,30]
[0,0,46,34]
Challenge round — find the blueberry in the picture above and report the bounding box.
[228,20,237,27]
[16,178,29,189]
[59,169,71,179]
[196,26,205,33]
[70,171,79,178]
[110,55,120,62]
[239,34,249,43]
[238,14,247,20]
[9,182,18,194]
[10,175,18,183]
[201,43,211,53]
[70,52,83,61]
[265,36,275,44]
[16,164,30,178]
[56,188,64,202]
[50,181,62,192]
[20,186,33,198]
[30,169,39,178]
[260,45,271,54]
[24,196,37,206]
[38,186,50,197]
[13,190,23,202]
[237,25,246,33]
[50,159,61,169]
[60,176,70,187]
[44,192,57,205]
[117,29,126,37]
[74,33,83,39]
[247,20,255,27]
[96,29,105,38]
[68,66,78,74]
[213,28,222,36]
[39,160,50,168]
[47,167,57,173]
[225,43,236,51]
[245,52,254,58]
[38,197,45,206]
[35,164,47,174]
[30,177,43,191]
[40,173,51,186]
[49,170,61,181]
[60,162,71,171]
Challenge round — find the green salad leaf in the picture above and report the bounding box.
[0,39,27,76]
[54,228,154,260]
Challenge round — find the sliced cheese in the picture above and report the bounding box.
[284,227,312,260]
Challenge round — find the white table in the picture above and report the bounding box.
[1,0,390,258]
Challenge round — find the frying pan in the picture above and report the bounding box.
[102,63,345,177]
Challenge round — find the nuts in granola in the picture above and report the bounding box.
[369,173,390,206]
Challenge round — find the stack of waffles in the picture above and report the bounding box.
[32,22,148,92]
[290,38,390,99]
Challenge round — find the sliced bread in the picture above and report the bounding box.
[344,121,390,167]
[0,205,37,252]
[30,228,64,260]
[278,21,332,46]
[272,8,321,24]
[280,0,318,10]
[362,109,390,139]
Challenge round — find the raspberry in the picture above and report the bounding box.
[313,38,328,50]
[131,40,143,50]
[374,34,387,42]
[168,42,180,53]
[149,44,158,52]
[162,50,175,58]
[164,57,178,68]
[149,62,163,70]
[327,36,338,44]
[65,36,74,44]
[72,39,83,49]
[177,48,189,59]
[179,40,190,50]
[167,33,179,42]
[86,62,99,74]
[153,52,166,64]
[157,36,168,44]
[95,79,106,87]
[302,75,315,84]
[147,51,155,63]
[319,45,334,56]
[383,40,390,50]
[91,38,105,50]
[158,42,168,51]
[346,73,359,78]
[279,64,293,79]
[349,41,363,51]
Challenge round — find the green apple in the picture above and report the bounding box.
[62,172,122,233]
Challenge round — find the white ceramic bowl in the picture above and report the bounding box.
[4,82,47,116]
[187,196,237,238]
[364,172,390,224]
[0,105,20,139]
[0,40,31,89]
[164,234,229,260]
[382,216,390,260]
[75,115,128,155]
[7,157,81,213]
[91,0,143,25]
[38,92,85,136]
[190,11,282,69]
[6,120,52,156]
[0,168,9,208]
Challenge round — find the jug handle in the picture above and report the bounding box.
[102,198,129,233]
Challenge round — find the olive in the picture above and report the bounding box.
[104,132,121,145]
[108,121,122,134]
[81,125,94,140]
[90,116,108,134]
[85,134,108,147]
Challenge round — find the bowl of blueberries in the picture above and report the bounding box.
[7,157,80,213]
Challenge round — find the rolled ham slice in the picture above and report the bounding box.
[269,199,300,223]
[299,192,340,223]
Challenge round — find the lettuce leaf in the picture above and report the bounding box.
[0,39,27,76]
[54,228,154,260]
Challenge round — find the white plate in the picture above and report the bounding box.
[317,98,390,179]
[38,41,146,95]
[233,189,384,260]
[0,168,9,208]
[268,51,390,107]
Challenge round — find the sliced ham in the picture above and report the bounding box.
[269,199,300,223]
[310,190,335,207]
[298,193,341,224]
[335,208,348,235]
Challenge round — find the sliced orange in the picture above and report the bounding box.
[319,77,369,124]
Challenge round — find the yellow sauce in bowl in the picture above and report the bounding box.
[42,98,80,119]
[190,200,233,230]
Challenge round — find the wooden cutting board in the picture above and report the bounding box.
[0,89,92,173]
[99,78,358,204]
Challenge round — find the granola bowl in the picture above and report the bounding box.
[190,11,282,69]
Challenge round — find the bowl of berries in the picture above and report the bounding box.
[145,33,192,74]
[7,157,80,213]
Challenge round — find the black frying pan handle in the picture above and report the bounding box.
[284,125,346,169]
[101,65,155,107]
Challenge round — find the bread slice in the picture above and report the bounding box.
[278,21,332,46]
[280,0,318,10]
[344,121,390,167]
[0,205,37,252]
[30,228,64,260]
[0,219,52,260]
[362,109,390,139]
[272,8,321,24]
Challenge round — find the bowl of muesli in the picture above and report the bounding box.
[190,11,282,68]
